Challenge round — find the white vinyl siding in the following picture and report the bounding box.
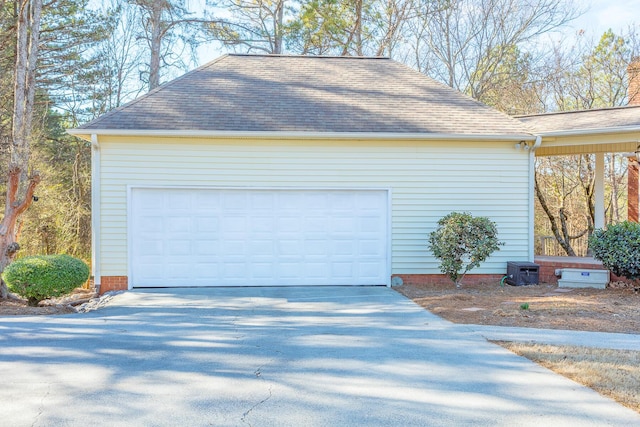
[98,136,531,278]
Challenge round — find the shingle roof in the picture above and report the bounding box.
[78,54,531,136]
[517,106,640,135]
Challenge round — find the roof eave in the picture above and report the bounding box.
[535,126,640,138]
[67,128,535,142]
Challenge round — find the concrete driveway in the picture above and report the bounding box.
[0,286,638,426]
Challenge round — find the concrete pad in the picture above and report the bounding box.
[1,286,638,426]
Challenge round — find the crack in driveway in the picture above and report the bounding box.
[240,382,273,426]
[32,384,50,427]
[240,353,281,427]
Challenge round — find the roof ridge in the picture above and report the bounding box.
[226,53,390,60]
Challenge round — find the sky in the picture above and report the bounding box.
[193,0,640,63]
[571,0,640,36]
[87,0,640,72]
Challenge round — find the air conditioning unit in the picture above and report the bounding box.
[505,261,539,286]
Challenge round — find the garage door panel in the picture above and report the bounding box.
[138,216,163,233]
[279,217,301,232]
[250,192,275,208]
[223,192,248,208]
[222,241,245,256]
[329,193,355,208]
[194,241,218,255]
[250,217,274,232]
[306,241,329,255]
[305,193,328,208]
[252,263,274,278]
[131,188,388,287]
[360,241,384,256]
[249,240,274,255]
[221,216,247,232]
[196,191,220,208]
[165,217,190,233]
[278,240,301,255]
[359,216,383,231]
[304,217,327,232]
[221,261,246,275]
[195,217,219,232]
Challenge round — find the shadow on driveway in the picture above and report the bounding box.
[1,286,638,426]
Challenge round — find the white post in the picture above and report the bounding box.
[594,152,605,230]
[91,134,101,292]
[529,136,542,262]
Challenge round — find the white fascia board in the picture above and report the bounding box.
[67,128,537,142]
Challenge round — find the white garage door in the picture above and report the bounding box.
[130,188,389,287]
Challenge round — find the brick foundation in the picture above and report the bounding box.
[535,256,631,285]
[395,260,633,287]
[94,267,630,294]
[535,257,604,284]
[99,276,129,294]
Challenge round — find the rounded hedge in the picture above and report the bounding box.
[2,254,90,306]
[589,221,640,282]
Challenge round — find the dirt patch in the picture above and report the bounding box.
[396,281,640,334]
[0,288,99,315]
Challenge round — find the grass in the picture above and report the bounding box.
[494,341,640,413]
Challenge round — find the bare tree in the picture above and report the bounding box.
[0,0,43,298]
[130,0,209,90]
[374,0,416,57]
[533,27,640,255]
[410,0,580,98]
[534,156,590,256]
[284,0,417,57]
[206,0,288,54]
[96,1,146,112]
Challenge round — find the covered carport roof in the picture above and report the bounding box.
[517,105,640,230]
[517,105,640,156]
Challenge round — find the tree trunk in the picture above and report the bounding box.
[148,2,163,90]
[0,168,41,298]
[354,0,363,56]
[1,0,43,298]
[273,0,284,54]
[534,170,577,256]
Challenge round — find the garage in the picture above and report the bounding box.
[69,55,537,293]
[129,187,390,287]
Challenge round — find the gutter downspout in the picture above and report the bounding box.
[91,134,101,294]
[529,135,542,262]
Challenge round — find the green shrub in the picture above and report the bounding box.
[428,212,504,287]
[2,254,90,306]
[589,222,640,283]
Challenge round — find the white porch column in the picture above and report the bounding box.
[91,134,101,291]
[594,152,605,230]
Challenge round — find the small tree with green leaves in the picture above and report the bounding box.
[589,222,640,284]
[428,212,503,287]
